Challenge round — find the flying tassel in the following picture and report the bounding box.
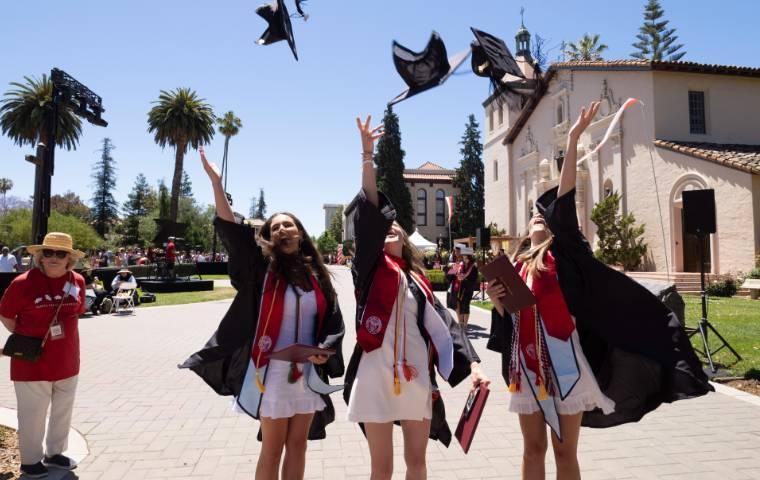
[508,382,519,393]
[394,377,401,396]
[255,370,266,393]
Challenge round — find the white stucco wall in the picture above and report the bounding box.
[654,73,760,144]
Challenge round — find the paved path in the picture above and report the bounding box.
[1,266,759,479]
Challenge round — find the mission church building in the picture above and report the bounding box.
[484,22,760,276]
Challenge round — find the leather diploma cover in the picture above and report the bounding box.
[455,383,490,454]
[479,255,537,314]
[266,344,336,363]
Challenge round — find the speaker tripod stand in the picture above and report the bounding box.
[686,232,741,373]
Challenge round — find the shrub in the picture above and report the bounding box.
[426,269,447,291]
[747,268,760,280]
[706,278,738,297]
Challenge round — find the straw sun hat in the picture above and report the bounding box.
[27,232,86,259]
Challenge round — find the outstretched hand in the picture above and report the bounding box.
[199,146,222,185]
[569,101,601,140]
[356,115,384,159]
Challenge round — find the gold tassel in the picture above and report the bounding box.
[394,377,401,396]
[508,382,518,393]
[537,382,548,401]
[255,370,266,393]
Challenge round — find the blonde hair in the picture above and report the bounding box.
[33,251,77,274]
[511,235,553,278]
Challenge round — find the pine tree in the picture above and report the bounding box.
[451,115,485,239]
[631,0,686,61]
[249,196,257,219]
[254,188,267,220]
[157,179,170,219]
[374,106,413,232]
[329,205,344,243]
[590,191,648,270]
[90,138,119,236]
[180,170,193,198]
[123,173,156,244]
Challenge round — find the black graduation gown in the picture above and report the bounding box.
[343,189,480,446]
[179,217,345,440]
[488,187,712,428]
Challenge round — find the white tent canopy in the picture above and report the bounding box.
[409,229,437,252]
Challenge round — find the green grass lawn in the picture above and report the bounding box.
[193,274,230,280]
[140,287,237,308]
[471,297,760,378]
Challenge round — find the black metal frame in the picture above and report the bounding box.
[686,232,741,373]
[30,68,107,243]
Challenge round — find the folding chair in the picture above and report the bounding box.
[111,283,137,314]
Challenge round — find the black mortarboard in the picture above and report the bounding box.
[470,27,537,97]
[256,0,298,61]
[389,32,470,106]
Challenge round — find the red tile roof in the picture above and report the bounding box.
[404,162,456,182]
[654,140,760,175]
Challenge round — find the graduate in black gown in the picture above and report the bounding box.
[180,148,345,480]
[487,101,712,479]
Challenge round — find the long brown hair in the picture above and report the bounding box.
[257,212,336,302]
[394,224,426,276]
[510,234,553,278]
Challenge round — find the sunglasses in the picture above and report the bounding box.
[42,249,69,259]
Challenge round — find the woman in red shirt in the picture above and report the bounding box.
[0,232,86,478]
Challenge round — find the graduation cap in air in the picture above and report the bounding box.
[389,31,471,106]
[256,0,298,60]
[470,27,537,96]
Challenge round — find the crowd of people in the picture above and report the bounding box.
[84,246,228,269]
[0,105,714,480]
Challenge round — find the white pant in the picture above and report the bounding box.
[14,375,78,465]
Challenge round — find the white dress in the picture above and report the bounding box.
[348,276,432,423]
[508,273,615,416]
[241,285,326,419]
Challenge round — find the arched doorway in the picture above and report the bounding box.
[671,175,712,273]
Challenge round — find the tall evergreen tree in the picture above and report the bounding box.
[254,188,267,220]
[123,173,156,244]
[90,138,119,236]
[374,106,413,232]
[157,179,170,219]
[451,115,485,239]
[249,196,257,219]
[631,0,686,61]
[329,205,344,243]
[180,170,193,198]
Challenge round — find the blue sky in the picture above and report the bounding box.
[1,0,758,237]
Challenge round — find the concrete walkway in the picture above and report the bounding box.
[1,266,758,479]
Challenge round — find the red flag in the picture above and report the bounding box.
[445,196,454,225]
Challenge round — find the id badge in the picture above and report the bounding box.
[49,323,65,340]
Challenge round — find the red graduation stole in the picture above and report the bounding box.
[517,251,575,376]
[251,271,327,370]
[357,254,434,352]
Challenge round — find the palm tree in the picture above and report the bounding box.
[0,178,12,213]
[216,111,243,191]
[564,34,608,61]
[0,74,82,150]
[147,88,215,223]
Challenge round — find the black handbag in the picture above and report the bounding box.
[2,280,69,363]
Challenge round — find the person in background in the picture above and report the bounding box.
[0,246,19,272]
[454,250,478,329]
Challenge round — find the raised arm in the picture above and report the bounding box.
[200,146,235,223]
[356,115,384,207]
[558,101,600,198]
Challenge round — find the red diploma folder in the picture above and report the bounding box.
[455,384,490,454]
[479,255,536,314]
[266,344,336,363]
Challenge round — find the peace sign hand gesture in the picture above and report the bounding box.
[356,115,384,161]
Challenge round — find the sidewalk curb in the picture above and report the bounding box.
[710,381,760,407]
[0,406,89,464]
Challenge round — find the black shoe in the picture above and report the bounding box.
[20,462,48,478]
[43,454,77,470]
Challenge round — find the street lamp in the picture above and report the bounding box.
[30,68,108,243]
